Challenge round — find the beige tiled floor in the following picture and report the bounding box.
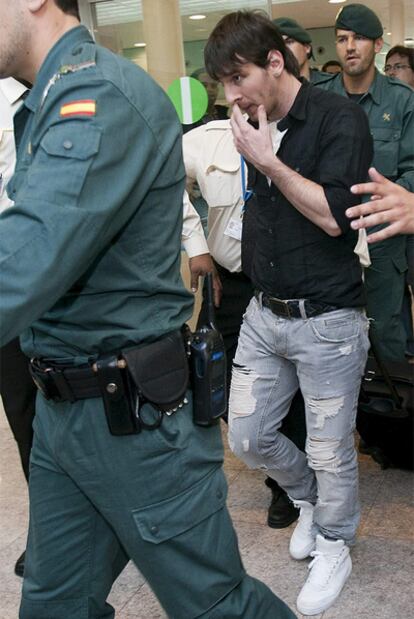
[1,405,413,619]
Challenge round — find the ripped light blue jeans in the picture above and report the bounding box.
[228,296,370,544]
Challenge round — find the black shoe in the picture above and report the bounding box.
[14,550,25,578]
[358,439,392,469]
[265,478,299,529]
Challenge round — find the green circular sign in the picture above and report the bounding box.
[167,76,208,125]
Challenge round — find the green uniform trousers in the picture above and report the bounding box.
[20,392,296,619]
[365,235,408,361]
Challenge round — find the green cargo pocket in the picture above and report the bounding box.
[132,466,227,543]
[130,466,244,618]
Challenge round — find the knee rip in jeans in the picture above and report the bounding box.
[229,364,259,419]
[307,436,342,472]
[306,395,344,430]
[228,435,251,455]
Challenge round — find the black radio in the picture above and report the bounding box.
[190,272,227,426]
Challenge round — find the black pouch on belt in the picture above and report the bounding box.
[122,329,190,418]
[95,355,138,436]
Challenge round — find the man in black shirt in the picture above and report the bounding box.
[205,12,372,616]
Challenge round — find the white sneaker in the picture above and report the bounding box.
[289,500,315,560]
[296,534,352,616]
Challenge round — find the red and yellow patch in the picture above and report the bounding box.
[60,99,96,118]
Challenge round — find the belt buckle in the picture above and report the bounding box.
[269,296,291,318]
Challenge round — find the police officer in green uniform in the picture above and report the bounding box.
[273,17,325,84]
[0,2,296,618]
[314,3,414,361]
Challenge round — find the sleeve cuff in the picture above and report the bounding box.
[182,233,210,258]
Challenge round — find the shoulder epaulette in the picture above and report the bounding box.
[41,42,97,108]
[385,76,414,93]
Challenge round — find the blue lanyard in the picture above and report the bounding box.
[240,155,253,208]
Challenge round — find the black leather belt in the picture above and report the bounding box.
[29,328,191,404]
[29,357,101,402]
[255,290,338,319]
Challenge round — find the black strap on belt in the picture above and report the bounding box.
[29,358,101,402]
[254,290,338,319]
[29,328,191,406]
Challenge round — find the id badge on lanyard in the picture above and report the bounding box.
[223,156,252,242]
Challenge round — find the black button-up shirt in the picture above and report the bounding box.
[246,80,373,308]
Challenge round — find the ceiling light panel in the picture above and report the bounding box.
[95,0,303,26]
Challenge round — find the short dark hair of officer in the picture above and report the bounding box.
[322,60,342,74]
[204,11,299,82]
[273,17,313,60]
[385,45,414,72]
[335,3,383,39]
[54,0,80,19]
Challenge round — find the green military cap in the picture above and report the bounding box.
[335,3,383,39]
[273,17,312,45]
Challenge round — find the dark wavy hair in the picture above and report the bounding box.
[54,0,80,19]
[204,11,299,80]
[386,45,414,71]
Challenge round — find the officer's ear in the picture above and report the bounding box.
[374,37,384,54]
[27,0,48,15]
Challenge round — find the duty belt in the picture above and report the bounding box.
[29,328,190,406]
[255,290,338,319]
[30,357,106,402]
[28,326,227,435]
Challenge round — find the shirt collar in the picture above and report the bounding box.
[335,69,382,105]
[24,25,94,114]
[0,78,28,105]
[204,119,232,132]
[278,78,310,131]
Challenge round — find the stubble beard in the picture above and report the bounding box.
[343,63,365,78]
[0,10,29,79]
[343,55,374,79]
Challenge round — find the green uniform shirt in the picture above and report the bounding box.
[314,69,413,361]
[314,70,414,191]
[309,68,328,84]
[0,26,193,361]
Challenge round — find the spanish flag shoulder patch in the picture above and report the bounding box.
[60,99,96,118]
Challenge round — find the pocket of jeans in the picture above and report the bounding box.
[242,296,258,322]
[310,311,360,343]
